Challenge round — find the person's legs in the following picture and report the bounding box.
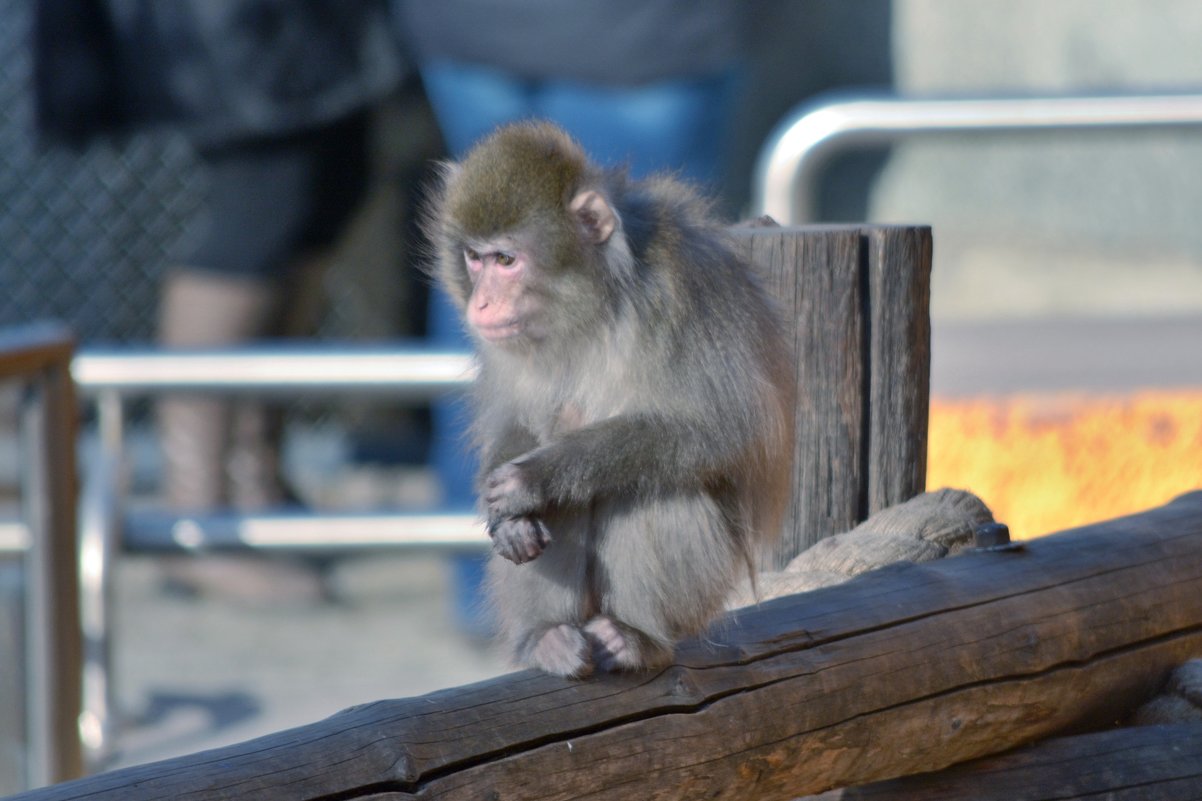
[419,61,539,636]
[157,269,278,509]
[159,114,370,510]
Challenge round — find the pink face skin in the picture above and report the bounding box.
[459,192,616,349]
[464,239,531,344]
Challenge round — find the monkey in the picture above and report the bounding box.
[426,121,795,678]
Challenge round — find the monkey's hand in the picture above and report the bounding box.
[484,461,544,520]
[489,515,551,564]
[485,461,550,563]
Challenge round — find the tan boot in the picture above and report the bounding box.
[156,269,278,510]
[227,401,286,509]
[224,254,329,510]
[157,268,336,604]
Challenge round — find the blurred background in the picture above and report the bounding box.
[2,0,1202,791]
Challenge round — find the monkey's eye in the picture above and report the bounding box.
[464,248,481,262]
[495,252,516,267]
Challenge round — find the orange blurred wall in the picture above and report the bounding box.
[926,390,1202,539]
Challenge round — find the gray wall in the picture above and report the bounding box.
[873,0,1202,320]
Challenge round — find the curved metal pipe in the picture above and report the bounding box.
[754,92,1202,223]
[69,343,478,767]
[72,345,474,397]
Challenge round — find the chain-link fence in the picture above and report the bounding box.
[0,0,454,518]
[1,0,203,343]
[1,5,446,785]
[0,0,437,346]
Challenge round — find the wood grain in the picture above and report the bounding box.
[865,226,931,516]
[800,724,1202,800]
[3,323,83,783]
[735,226,868,561]
[732,225,931,560]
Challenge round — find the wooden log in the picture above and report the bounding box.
[799,724,1202,800]
[13,491,1202,801]
[734,225,931,562]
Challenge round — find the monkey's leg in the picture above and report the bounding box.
[520,623,593,679]
[486,512,594,678]
[591,492,741,672]
[582,615,671,673]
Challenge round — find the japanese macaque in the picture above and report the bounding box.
[428,122,795,678]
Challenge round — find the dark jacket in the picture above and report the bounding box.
[36,0,406,148]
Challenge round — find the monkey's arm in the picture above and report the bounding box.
[486,412,760,520]
[480,422,539,476]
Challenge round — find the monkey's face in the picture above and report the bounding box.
[461,235,556,348]
[457,212,622,353]
[436,122,623,354]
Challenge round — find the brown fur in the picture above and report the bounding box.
[426,122,795,677]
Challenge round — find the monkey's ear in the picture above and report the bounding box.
[569,190,617,244]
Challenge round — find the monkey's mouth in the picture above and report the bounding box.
[475,320,525,342]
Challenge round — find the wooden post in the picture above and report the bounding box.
[32,345,83,785]
[0,323,83,787]
[734,225,931,563]
[17,491,1202,801]
[863,227,931,517]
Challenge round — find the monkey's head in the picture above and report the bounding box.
[432,122,627,351]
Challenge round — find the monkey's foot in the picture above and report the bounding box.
[526,623,594,678]
[583,616,655,673]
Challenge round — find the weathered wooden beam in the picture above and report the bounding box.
[12,491,1202,801]
[799,724,1202,800]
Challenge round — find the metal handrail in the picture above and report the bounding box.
[73,344,475,396]
[754,92,1202,223]
[0,520,30,552]
[124,510,487,552]
[70,342,482,768]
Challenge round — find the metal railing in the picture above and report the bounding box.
[0,322,82,790]
[754,92,1202,223]
[73,347,475,396]
[71,343,482,767]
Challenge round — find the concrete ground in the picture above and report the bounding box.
[107,548,509,771]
